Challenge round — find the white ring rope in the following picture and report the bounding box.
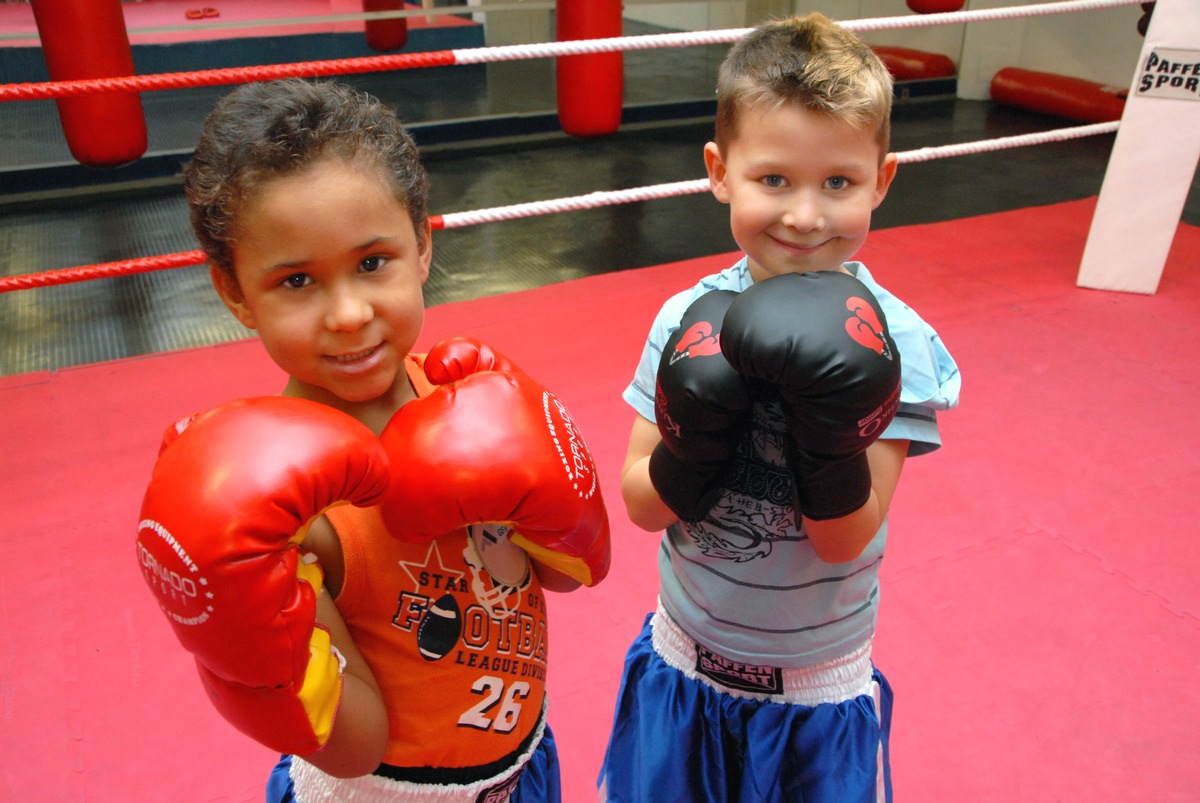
[441,0,1135,227]
[439,180,712,228]
[895,120,1120,163]
[0,0,1144,47]
[0,0,1144,94]
[843,0,1142,33]
[452,0,1142,63]
[436,122,1118,228]
[0,0,1135,289]
[436,122,1120,229]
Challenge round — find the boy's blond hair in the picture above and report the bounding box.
[714,13,894,155]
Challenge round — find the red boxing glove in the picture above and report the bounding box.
[135,396,390,755]
[380,356,611,587]
[424,336,522,383]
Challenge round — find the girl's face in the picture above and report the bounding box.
[212,156,431,417]
[704,102,897,283]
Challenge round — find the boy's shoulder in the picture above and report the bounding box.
[848,262,961,416]
[659,258,753,320]
[845,262,925,329]
[656,258,935,338]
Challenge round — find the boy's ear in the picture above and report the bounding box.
[873,152,899,210]
[209,264,257,330]
[704,142,730,203]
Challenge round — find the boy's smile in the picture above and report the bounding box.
[705,102,897,284]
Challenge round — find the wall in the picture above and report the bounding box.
[622,0,1147,100]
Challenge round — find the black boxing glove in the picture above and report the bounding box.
[721,271,901,521]
[649,290,752,522]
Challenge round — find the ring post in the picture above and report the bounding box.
[1077,0,1200,294]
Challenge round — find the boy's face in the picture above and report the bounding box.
[704,102,897,283]
[211,156,431,411]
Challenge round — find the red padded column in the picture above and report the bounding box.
[555,0,623,138]
[906,0,965,12]
[31,0,147,167]
[364,0,408,52]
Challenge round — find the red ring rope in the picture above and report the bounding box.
[0,51,459,102]
[0,252,205,294]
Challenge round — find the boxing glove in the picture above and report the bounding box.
[649,289,752,522]
[135,396,390,755]
[423,336,521,384]
[721,271,901,520]
[379,359,611,587]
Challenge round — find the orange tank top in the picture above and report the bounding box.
[325,355,549,780]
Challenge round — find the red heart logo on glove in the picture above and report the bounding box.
[676,321,723,358]
[844,297,885,355]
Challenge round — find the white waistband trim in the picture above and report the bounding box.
[651,600,874,705]
[290,700,547,803]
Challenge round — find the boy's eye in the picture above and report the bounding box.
[762,175,786,189]
[826,176,849,190]
[282,273,311,289]
[360,256,385,273]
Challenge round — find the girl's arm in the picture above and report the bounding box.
[302,590,390,778]
[533,560,584,592]
[300,515,388,777]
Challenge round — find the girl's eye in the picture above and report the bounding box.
[282,273,311,289]
[361,256,385,273]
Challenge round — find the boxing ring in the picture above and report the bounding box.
[1,1,1199,800]
[4,0,1191,296]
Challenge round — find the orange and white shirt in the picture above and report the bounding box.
[326,355,549,781]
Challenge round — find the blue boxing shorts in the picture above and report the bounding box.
[598,606,892,803]
[267,722,560,802]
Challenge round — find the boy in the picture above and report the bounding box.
[134,79,609,802]
[598,14,961,802]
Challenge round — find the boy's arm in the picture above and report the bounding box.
[625,409,910,562]
[621,414,680,532]
[803,438,908,564]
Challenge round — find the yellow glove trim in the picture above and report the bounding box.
[509,533,594,587]
[298,626,344,748]
[293,502,346,595]
[295,552,325,596]
[292,517,338,749]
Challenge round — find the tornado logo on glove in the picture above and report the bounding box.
[845,296,895,361]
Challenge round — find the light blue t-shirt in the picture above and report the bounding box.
[623,258,961,667]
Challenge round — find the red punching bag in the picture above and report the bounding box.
[363,0,408,52]
[556,0,623,138]
[906,0,965,13]
[31,0,147,168]
[991,67,1126,124]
